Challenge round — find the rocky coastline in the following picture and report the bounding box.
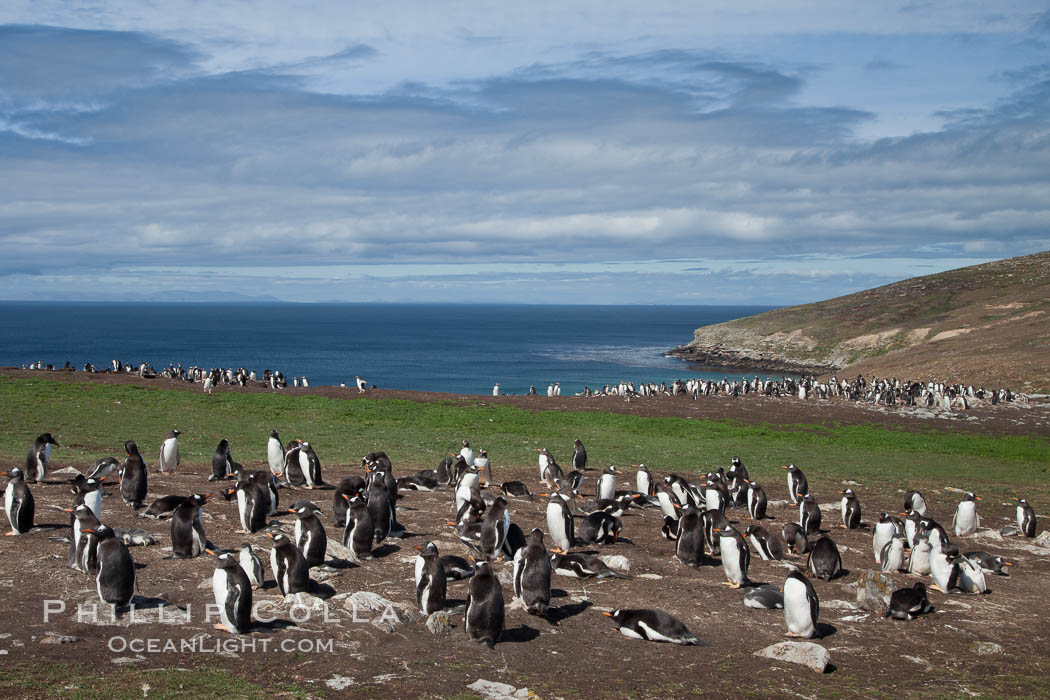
[665,344,836,376]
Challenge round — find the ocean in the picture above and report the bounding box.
[0,302,780,395]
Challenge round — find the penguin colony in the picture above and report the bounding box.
[21,362,1027,414]
[2,431,1039,659]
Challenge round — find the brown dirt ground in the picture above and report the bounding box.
[3,371,1050,698]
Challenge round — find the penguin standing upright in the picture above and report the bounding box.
[119,440,148,509]
[92,524,136,608]
[341,494,374,561]
[24,432,59,483]
[571,439,587,472]
[365,471,395,543]
[881,536,907,573]
[536,448,554,482]
[458,439,474,468]
[333,476,366,527]
[480,497,510,561]
[211,551,252,634]
[799,494,821,535]
[210,439,235,482]
[289,501,327,568]
[267,532,310,595]
[783,570,819,638]
[808,536,843,581]
[267,430,285,479]
[953,492,981,536]
[674,504,706,568]
[903,490,928,516]
[1015,498,1037,537]
[68,504,101,573]
[704,478,727,514]
[474,450,491,486]
[635,464,655,497]
[2,468,35,535]
[873,512,896,564]
[782,522,809,556]
[597,466,620,501]
[170,494,208,558]
[238,543,265,589]
[299,442,324,488]
[283,440,305,485]
[782,464,808,505]
[746,481,767,520]
[545,493,574,553]
[414,542,447,615]
[715,525,750,589]
[158,430,180,474]
[230,478,270,533]
[929,536,959,593]
[465,561,504,648]
[744,525,784,561]
[908,536,932,576]
[513,528,552,616]
[840,489,861,529]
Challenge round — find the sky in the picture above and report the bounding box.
[1,1,1048,304]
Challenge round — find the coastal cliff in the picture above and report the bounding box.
[668,250,1050,391]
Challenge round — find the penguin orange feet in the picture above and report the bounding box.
[928,584,945,593]
[213,623,228,631]
[4,531,15,536]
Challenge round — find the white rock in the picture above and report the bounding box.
[426,609,454,636]
[1033,531,1050,549]
[823,600,859,610]
[325,675,354,690]
[855,570,895,612]
[598,555,630,572]
[467,678,534,699]
[636,573,662,580]
[754,641,830,673]
[972,529,1003,541]
[973,641,1003,656]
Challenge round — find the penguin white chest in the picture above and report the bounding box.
[237,490,250,530]
[4,483,15,526]
[956,502,978,535]
[546,503,569,550]
[84,490,102,520]
[598,474,615,501]
[1017,506,1026,529]
[721,536,744,583]
[783,579,816,637]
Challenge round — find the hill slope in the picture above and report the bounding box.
[668,250,1050,391]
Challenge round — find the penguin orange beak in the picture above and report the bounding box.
[0,473,8,477]
[342,493,351,501]
[446,522,457,527]
[413,545,423,550]
[205,548,217,556]
[285,508,297,514]
[62,508,73,512]
[97,476,106,482]
[975,497,982,501]
[712,527,722,533]
[899,512,908,516]
[601,612,613,617]
[265,532,276,540]
[1004,561,1013,566]
[82,529,95,534]
[797,493,804,499]
[780,465,788,469]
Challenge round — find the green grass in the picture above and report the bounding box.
[2,374,1049,499]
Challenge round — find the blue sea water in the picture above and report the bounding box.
[0,302,780,395]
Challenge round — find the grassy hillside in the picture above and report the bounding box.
[669,250,1050,391]
[3,375,1049,497]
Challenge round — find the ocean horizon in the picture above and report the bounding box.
[0,302,782,395]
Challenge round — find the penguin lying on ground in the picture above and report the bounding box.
[601,609,706,645]
[885,582,933,620]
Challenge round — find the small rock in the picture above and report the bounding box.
[855,570,895,612]
[111,656,146,664]
[467,678,534,699]
[1035,531,1050,549]
[972,641,1003,656]
[197,579,212,590]
[637,573,662,580]
[426,609,454,636]
[944,487,966,494]
[325,674,354,691]
[972,529,1003,541]
[823,600,859,611]
[39,634,79,645]
[598,555,630,572]
[325,539,357,563]
[998,525,1019,537]
[754,641,830,673]
[767,500,790,508]
[496,567,515,586]
[53,467,83,476]
[285,591,327,609]
[842,480,861,486]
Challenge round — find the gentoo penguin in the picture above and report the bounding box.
[541,456,564,489]
[2,468,35,535]
[230,479,269,534]
[744,584,785,610]
[964,551,1011,576]
[170,494,208,558]
[571,439,587,471]
[727,456,749,506]
[479,497,510,560]
[1015,498,1037,537]
[68,504,101,573]
[799,494,821,535]
[808,535,843,581]
[783,570,819,639]
[465,561,504,648]
[414,542,447,615]
[238,543,265,589]
[746,481,767,520]
[283,439,305,485]
[91,524,136,608]
[929,538,960,593]
[901,509,922,547]
[908,537,932,576]
[665,474,694,508]
[782,522,809,556]
[840,489,861,529]
[158,430,181,474]
[86,457,120,481]
[24,432,59,483]
[596,466,621,501]
[704,509,730,556]
[704,478,728,514]
[601,609,703,645]
[873,513,897,564]
[635,464,655,497]
[365,471,395,543]
[459,439,474,467]
[745,525,784,561]
[266,430,285,479]
[333,476,366,527]
[119,440,148,509]
[289,501,327,568]
[956,553,988,593]
[435,456,454,486]
[536,448,554,482]
[903,490,927,516]
[577,509,621,545]
[513,528,552,616]
[714,525,750,589]
[71,477,104,521]
[474,449,491,486]
[549,552,628,579]
[674,504,706,568]
[243,468,279,516]
[881,536,907,573]
[341,494,374,561]
[885,582,933,621]
[953,492,981,536]
[141,494,192,520]
[441,553,475,581]
[298,442,324,488]
[545,492,574,553]
[782,464,808,505]
[500,481,533,501]
[210,439,235,482]
[211,551,253,633]
[267,532,310,595]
